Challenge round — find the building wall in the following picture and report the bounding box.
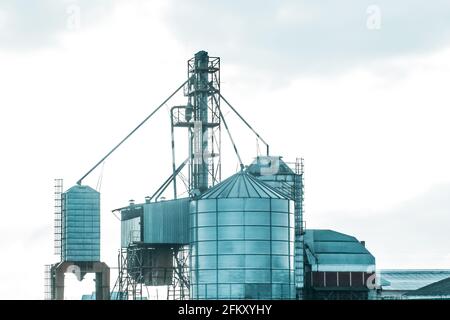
[121,217,140,248]
[305,271,374,288]
[143,198,189,244]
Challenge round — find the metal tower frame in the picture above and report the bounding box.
[170,51,221,198]
[113,244,190,300]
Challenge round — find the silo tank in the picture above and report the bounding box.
[63,185,100,262]
[190,171,295,299]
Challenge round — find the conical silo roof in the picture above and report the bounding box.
[65,184,99,194]
[199,171,289,199]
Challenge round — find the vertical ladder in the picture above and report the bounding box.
[54,179,63,257]
[294,158,305,299]
[44,264,53,300]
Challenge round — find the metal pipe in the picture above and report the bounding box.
[220,110,244,170]
[76,78,190,185]
[151,157,189,202]
[170,107,179,199]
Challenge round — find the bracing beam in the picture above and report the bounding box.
[219,92,270,156]
[76,78,190,185]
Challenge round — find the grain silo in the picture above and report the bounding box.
[189,171,295,299]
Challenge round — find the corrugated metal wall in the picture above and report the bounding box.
[63,185,100,261]
[190,197,296,300]
[143,198,189,244]
[121,217,140,248]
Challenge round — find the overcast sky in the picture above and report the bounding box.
[0,0,450,299]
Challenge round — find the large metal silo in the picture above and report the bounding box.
[190,171,295,299]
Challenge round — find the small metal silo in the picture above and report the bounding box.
[62,185,100,262]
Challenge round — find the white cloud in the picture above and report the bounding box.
[0,0,119,50]
[163,0,450,81]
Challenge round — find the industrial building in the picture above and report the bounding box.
[303,230,376,300]
[377,270,450,299]
[45,50,379,300]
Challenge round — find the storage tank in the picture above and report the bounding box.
[247,156,304,298]
[62,185,100,261]
[190,171,295,299]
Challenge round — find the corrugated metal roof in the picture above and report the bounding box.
[304,229,375,271]
[379,270,450,291]
[404,276,450,296]
[65,184,99,194]
[200,171,288,199]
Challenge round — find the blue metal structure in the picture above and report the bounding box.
[247,156,305,298]
[190,171,296,299]
[303,229,375,300]
[46,183,109,300]
[46,50,380,301]
[120,198,190,247]
[378,269,450,299]
[62,185,100,261]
